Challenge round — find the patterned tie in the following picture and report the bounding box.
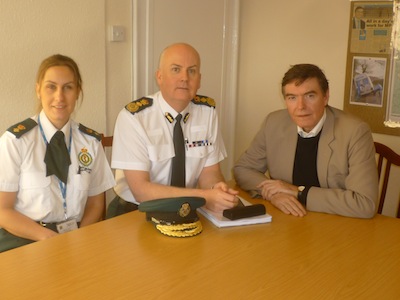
[171,114,185,187]
[44,131,71,184]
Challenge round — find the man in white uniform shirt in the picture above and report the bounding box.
[107,43,238,218]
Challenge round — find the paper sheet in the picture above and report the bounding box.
[197,196,272,228]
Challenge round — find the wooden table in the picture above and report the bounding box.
[1,188,400,300]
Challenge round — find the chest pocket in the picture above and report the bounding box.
[20,172,51,190]
[185,125,214,159]
[146,128,174,162]
[186,144,215,158]
[19,172,52,211]
[148,144,174,162]
[73,172,91,191]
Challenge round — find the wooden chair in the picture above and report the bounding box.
[101,135,113,148]
[101,134,114,219]
[374,142,400,218]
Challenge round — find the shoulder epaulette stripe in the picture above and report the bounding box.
[191,95,216,108]
[79,124,102,141]
[125,97,153,115]
[7,118,38,138]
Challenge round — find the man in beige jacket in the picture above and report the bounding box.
[233,64,378,218]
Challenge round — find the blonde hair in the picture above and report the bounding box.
[36,54,83,112]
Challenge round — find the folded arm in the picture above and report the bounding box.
[0,191,58,241]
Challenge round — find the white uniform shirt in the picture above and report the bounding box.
[112,91,227,204]
[0,111,115,223]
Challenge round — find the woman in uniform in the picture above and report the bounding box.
[0,54,115,252]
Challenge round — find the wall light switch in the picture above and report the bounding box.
[110,25,125,42]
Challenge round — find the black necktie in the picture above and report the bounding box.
[44,131,71,184]
[171,114,185,187]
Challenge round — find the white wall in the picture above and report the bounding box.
[0,0,107,134]
[105,0,133,136]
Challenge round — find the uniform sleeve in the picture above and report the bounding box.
[111,109,151,171]
[203,108,227,167]
[87,140,115,197]
[0,132,23,192]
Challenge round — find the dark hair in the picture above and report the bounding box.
[281,64,329,95]
[355,6,364,13]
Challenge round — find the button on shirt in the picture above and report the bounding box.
[0,111,115,223]
[112,91,227,204]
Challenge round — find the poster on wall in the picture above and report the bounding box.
[344,1,399,135]
[350,56,386,107]
[350,3,393,54]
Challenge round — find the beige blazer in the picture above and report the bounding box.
[233,106,378,218]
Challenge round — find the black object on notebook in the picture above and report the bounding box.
[223,204,266,220]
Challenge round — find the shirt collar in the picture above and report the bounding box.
[297,109,326,138]
[158,92,189,121]
[39,110,71,143]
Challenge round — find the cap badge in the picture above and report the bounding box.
[178,203,191,217]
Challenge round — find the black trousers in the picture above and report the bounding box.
[0,222,78,253]
[0,229,35,252]
[106,196,139,219]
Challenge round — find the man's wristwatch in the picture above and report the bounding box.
[297,186,305,199]
[297,185,308,206]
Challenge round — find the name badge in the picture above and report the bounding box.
[56,219,79,234]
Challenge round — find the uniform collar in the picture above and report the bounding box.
[157,92,190,123]
[39,110,71,143]
[297,109,326,138]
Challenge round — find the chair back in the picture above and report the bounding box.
[101,135,113,148]
[374,142,400,218]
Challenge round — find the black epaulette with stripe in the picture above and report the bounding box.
[79,124,102,141]
[7,118,38,139]
[125,97,153,115]
[191,95,216,108]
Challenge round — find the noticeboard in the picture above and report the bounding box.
[344,1,400,135]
